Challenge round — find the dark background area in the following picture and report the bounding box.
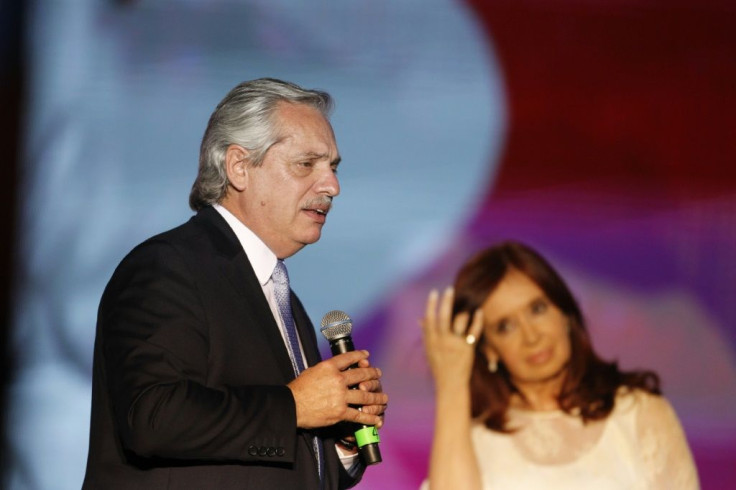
[0,0,24,480]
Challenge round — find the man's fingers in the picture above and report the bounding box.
[360,403,387,416]
[357,379,382,393]
[342,366,382,387]
[330,350,370,370]
[346,389,388,407]
[344,406,383,427]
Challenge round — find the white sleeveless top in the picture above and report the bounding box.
[422,390,699,490]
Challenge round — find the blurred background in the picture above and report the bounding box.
[1,0,735,488]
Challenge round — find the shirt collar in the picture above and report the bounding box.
[213,204,277,286]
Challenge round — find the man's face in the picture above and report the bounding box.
[239,102,341,258]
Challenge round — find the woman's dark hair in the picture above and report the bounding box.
[453,241,660,432]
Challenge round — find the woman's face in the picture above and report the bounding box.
[481,268,572,387]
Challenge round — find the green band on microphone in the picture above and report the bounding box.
[354,426,380,447]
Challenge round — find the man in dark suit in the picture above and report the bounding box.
[82,78,387,489]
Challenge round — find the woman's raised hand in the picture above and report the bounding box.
[420,287,484,391]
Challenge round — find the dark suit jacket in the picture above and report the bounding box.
[82,206,361,489]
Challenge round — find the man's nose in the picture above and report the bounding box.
[317,167,340,197]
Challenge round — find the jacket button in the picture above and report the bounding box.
[258,447,268,456]
[276,447,286,456]
[247,445,258,456]
[267,447,276,457]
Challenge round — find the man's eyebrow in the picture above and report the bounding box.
[296,152,341,166]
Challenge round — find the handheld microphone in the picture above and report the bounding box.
[320,310,382,466]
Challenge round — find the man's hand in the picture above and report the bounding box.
[353,357,386,429]
[287,350,388,429]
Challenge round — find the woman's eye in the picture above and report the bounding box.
[531,299,548,314]
[496,320,512,333]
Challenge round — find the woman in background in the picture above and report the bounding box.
[420,241,699,490]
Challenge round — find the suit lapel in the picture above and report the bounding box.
[194,207,297,382]
[291,293,322,367]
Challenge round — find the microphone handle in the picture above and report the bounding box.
[329,337,382,465]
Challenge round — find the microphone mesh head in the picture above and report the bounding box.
[320,310,353,341]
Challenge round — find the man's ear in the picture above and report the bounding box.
[225,144,249,191]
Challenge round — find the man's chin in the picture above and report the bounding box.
[292,229,323,250]
[302,232,322,245]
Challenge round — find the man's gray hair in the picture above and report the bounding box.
[189,78,333,211]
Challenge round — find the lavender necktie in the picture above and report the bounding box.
[272,260,325,485]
